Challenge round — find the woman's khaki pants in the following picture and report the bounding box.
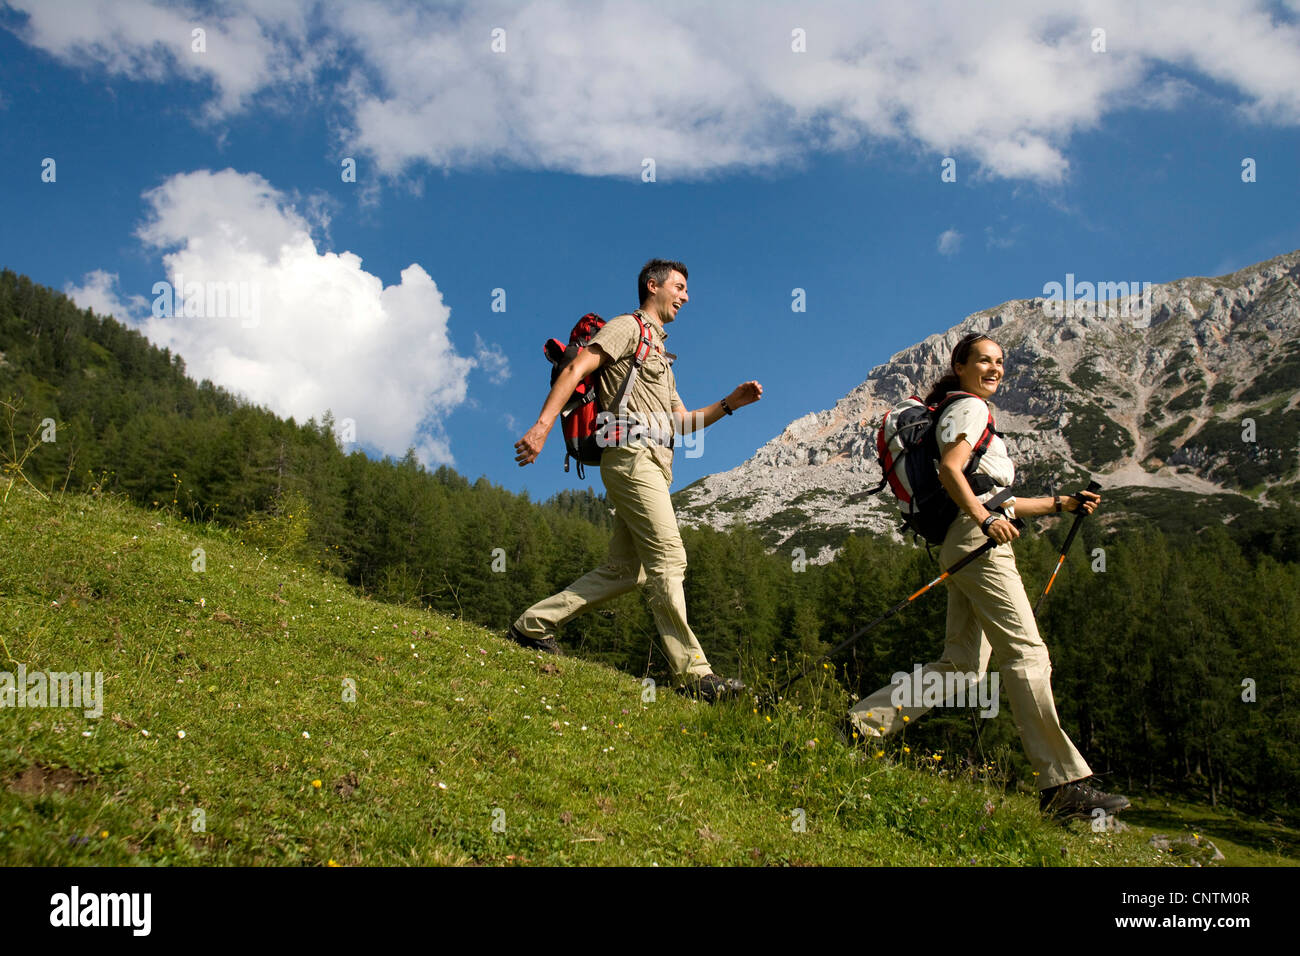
[848,513,1092,790]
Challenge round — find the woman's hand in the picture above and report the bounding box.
[1066,489,1101,515]
[985,515,1019,543]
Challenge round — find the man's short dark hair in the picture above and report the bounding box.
[638,259,688,305]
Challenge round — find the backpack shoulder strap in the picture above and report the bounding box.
[934,390,995,444]
[932,391,997,476]
[609,311,654,418]
[933,390,982,414]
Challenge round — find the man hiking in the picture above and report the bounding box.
[510,258,761,702]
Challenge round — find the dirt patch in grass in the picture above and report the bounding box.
[8,763,95,796]
[334,772,360,799]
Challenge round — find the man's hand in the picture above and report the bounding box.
[515,422,550,467]
[727,381,763,410]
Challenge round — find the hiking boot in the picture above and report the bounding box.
[677,673,745,703]
[1040,779,1131,820]
[506,625,561,656]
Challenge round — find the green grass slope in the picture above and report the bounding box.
[0,484,1192,866]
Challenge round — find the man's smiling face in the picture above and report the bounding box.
[647,270,688,324]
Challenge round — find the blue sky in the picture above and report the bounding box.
[1,0,1298,502]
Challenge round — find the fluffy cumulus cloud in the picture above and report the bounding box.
[118,169,473,466]
[8,0,1300,181]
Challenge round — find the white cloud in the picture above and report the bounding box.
[131,168,475,466]
[64,269,148,321]
[937,229,962,257]
[473,333,511,385]
[8,0,1300,182]
[6,0,324,119]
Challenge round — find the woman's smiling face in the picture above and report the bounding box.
[954,339,1004,399]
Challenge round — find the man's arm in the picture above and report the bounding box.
[514,346,606,467]
[675,380,763,434]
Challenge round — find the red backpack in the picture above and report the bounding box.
[543,312,654,479]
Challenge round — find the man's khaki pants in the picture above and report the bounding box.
[512,446,714,682]
[848,514,1092,791]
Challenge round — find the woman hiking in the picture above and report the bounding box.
[846,331,1130,821]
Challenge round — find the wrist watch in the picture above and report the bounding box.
[720,398,733,416]
[980,513,1000,534]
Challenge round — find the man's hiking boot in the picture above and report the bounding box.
[677,673,745,703]
[506,625,561,656]
[1040,779,1131,821]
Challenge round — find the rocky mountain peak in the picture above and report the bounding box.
[675,251,1300,562]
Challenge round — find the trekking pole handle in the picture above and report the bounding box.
[1061,480,1102,546]
[1034,480,1103,616]
[1074,479,1103,504]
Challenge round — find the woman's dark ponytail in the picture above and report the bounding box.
[923,331,996,406]
[923,373,962,406]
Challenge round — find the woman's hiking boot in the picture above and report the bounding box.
[1040,779,1131,820]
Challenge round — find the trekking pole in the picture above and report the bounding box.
[1033,480,1102,616]
[767,517,1025,703]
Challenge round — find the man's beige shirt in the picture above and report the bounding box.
[589,312,683,480]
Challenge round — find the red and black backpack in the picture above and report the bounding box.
[543,312,655,479]
[868,391,1001,545]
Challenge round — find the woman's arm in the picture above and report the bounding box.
[1011,491,1101,518]
[939,437,1102,542]
[938,438,1019,544]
